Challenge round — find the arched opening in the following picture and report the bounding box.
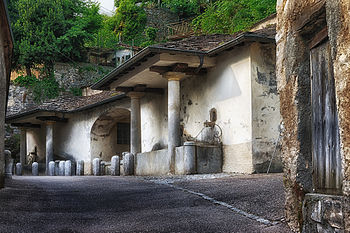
[90,108,131,162]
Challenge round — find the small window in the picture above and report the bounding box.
[117,123,130,145]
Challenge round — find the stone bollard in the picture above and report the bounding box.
[59,161,65,176]
[48,161,55,176]
[123,153,134,176]
[15,163,22,176]
[93,158,101,176]
[32,162,39,176]
[184,141,197,174]
[111,156,120,176]
[76,160,84,176]
[65,160,72,176]
[54,160,60,176]
[100,161,106,176]
[4,150,13,178]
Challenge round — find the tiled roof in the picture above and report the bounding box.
[150,26,276,53]
[6,91,125,119]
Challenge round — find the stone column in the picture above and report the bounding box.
[45,121,55,175]
[128,92,144,155]
[163,72,184,173]
[19,128,27,166]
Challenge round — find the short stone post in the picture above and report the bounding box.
[48,161,55,176]
[93,158,101,176]
[54,160,60,176]
[76,160,84,176]
[65,160,72,176]
[123,153,134,176]
[59,161,65,176]
[15,163,22,176]
[4,150,13,178]
[184,141,196,174]
[32,162,39,176]
[111,156,120,176]
[100,161,106,176]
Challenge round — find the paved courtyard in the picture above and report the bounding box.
[0,173,291,233]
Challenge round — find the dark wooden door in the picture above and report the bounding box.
[311,39,342,194]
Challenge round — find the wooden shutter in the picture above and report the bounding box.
[311,39,342,194]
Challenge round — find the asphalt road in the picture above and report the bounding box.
[0,174,291,233]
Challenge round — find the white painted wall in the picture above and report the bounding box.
[26,127,46,163]
[180,46,253,173]
[25,98,130,175]
[140,92,168,152]
[250,43,282,172]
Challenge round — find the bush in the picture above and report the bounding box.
[14,72,61,102]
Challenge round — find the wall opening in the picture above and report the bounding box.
[90,108,131,162]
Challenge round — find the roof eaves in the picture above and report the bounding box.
[91,47,152,90]
[5,94,128,122]
[207,32,275,56]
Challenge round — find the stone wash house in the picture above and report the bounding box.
[276,0,350,232]
[91,24,282,176]
[6,18,281,177]
[6,91,129,175]
[0,0,13,188]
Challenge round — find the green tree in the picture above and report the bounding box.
[113,0,147,44]
[9,0,102,75]
[193,0,276,34]
[162,0,200,18]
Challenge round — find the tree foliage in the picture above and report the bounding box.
[162,0,200,18]
[193,0,276,34]
[9,0,102,73]
[112,0,147,44]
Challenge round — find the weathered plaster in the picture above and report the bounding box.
[26,127,46,163]
[250,42,282,173]
[25,98,130,175]
[140,93,168,152]
[181,46,253,173]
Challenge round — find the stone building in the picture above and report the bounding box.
[0,0,13,187]
[92,25,282,176]
[6,91,129,175]
[276,0,350,232]
[7,23,281,177]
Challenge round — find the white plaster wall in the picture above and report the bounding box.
[250,42,282,172]
[53,98,130,164]
[90,122,130,161]
[180,46,253,173]
[140,92,168,152]
[26,127,46,163]
[54,112,95,161]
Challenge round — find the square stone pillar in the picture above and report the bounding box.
[45,121,55,175]
[163,72,185,173]
[127,92,144,155]
[20,128,27,166]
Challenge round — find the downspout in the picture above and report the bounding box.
[195,55,204,74]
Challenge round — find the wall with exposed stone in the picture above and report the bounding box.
[145,7,179,40]
[250,42,282,173]
[7,62,113,115]
[276,0,350,231]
